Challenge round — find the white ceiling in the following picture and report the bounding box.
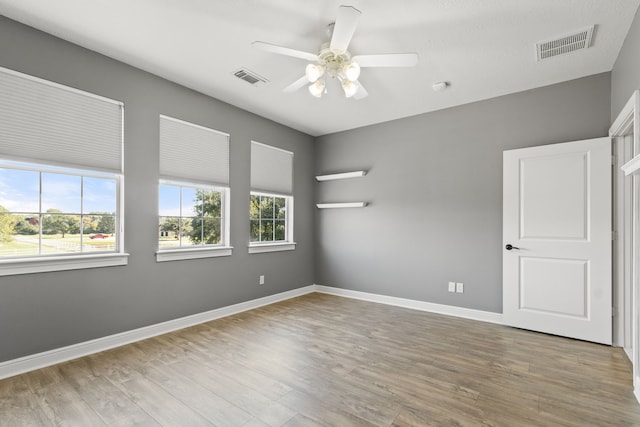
[0,0,638,136]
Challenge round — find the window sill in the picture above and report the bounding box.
[0,253,129,276]
[248,242,296,254]
[156,246,233,262]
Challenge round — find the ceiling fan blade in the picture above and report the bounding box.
[330,5,361,53]
[252,41,319,62]
[353,81,368,100]
[352,53,419,67]
[283,75,309,93]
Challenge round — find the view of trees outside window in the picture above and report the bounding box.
[250,194,286,243]
[0,165,117,257]
[158,184,223,249]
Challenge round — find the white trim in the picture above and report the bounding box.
[0,284,515,380]
[248,242,296,254]
[314,285,503,325]
[0,285,316,380]
[611,90,640,404]
[317,202,367,209]
[0,253,129,276]
[316,171,366,181]
[612,90,640,175]
[156,246,233,262]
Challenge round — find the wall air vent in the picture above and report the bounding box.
[233,68,268,85]
[536,25,595,61]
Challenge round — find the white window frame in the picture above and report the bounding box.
[156,180,232,262]
[156,115,232,262]
[0,161,127,276]
[248,191,295,254]
[249,141,295,254]
[0,68,127,276]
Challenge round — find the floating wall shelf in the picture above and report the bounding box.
[317,202,367,209]
[315,171,366,181]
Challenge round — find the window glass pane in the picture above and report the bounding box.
[260,196,274,220]
[159,216,181,248]
[84,220,115,252]
[275,197,286,219]
[41,214,81,254]
[182,217,198,246]
[260,220,274,242]
[201,190,221,218]
[182,187,198,217]
[250,219,260,242]
[0,168,39,213]
[83,177,116,214]
[249,195,260,219]
[275,220,286,241]
[203,217,221,245]
[86,214,115,235]
[42,173,81,213]
[0,213,38,256]
[159,185,180,217]
[15,214,39,236]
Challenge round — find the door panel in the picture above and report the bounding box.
[503,137,611,344]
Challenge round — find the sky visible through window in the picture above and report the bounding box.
[0,167,116,213]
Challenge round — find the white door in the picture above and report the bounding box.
[503,137,612,345]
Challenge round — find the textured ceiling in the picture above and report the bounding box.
[0,0,638,136]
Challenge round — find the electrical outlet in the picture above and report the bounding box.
[456,282,464,293]
[259,275,265,285]
[448,282,456,292]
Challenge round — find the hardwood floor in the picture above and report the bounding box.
[1,292,639,426]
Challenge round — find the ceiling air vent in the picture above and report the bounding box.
[233,68,268,86]
[536,25,595,61]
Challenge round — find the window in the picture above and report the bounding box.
[0,67,126,275]
[159,183,226,248]
[0,162,118,256]
[250,194,287,242]
[157,115,231,262]
[249,141,294,253]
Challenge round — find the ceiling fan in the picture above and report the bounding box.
[252,5,419,100]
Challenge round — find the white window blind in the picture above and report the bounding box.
[0,67,123,173]
[159,115,229,186]
[250,141,293,195]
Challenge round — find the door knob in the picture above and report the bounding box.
[505,244,519,250]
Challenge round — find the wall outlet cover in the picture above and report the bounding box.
[448,282,456,292]
[456,282,464,293]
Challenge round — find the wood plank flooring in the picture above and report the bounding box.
[1,292,639,426]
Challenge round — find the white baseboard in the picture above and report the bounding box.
[315,285,503,325]
[636,379,640,405]
[0,284,503,380]
[0,285,316,380]
[624,346,633,363]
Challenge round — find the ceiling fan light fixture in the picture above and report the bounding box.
[342,80,358,98]
[344,61,360,81]
[305,64,324,82]
[309,79,325,97]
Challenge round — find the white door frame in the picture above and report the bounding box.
[610,90,640,404]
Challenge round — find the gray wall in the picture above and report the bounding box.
[612,5,640,121]
[0,17,315,362]
[315,74,611,313]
